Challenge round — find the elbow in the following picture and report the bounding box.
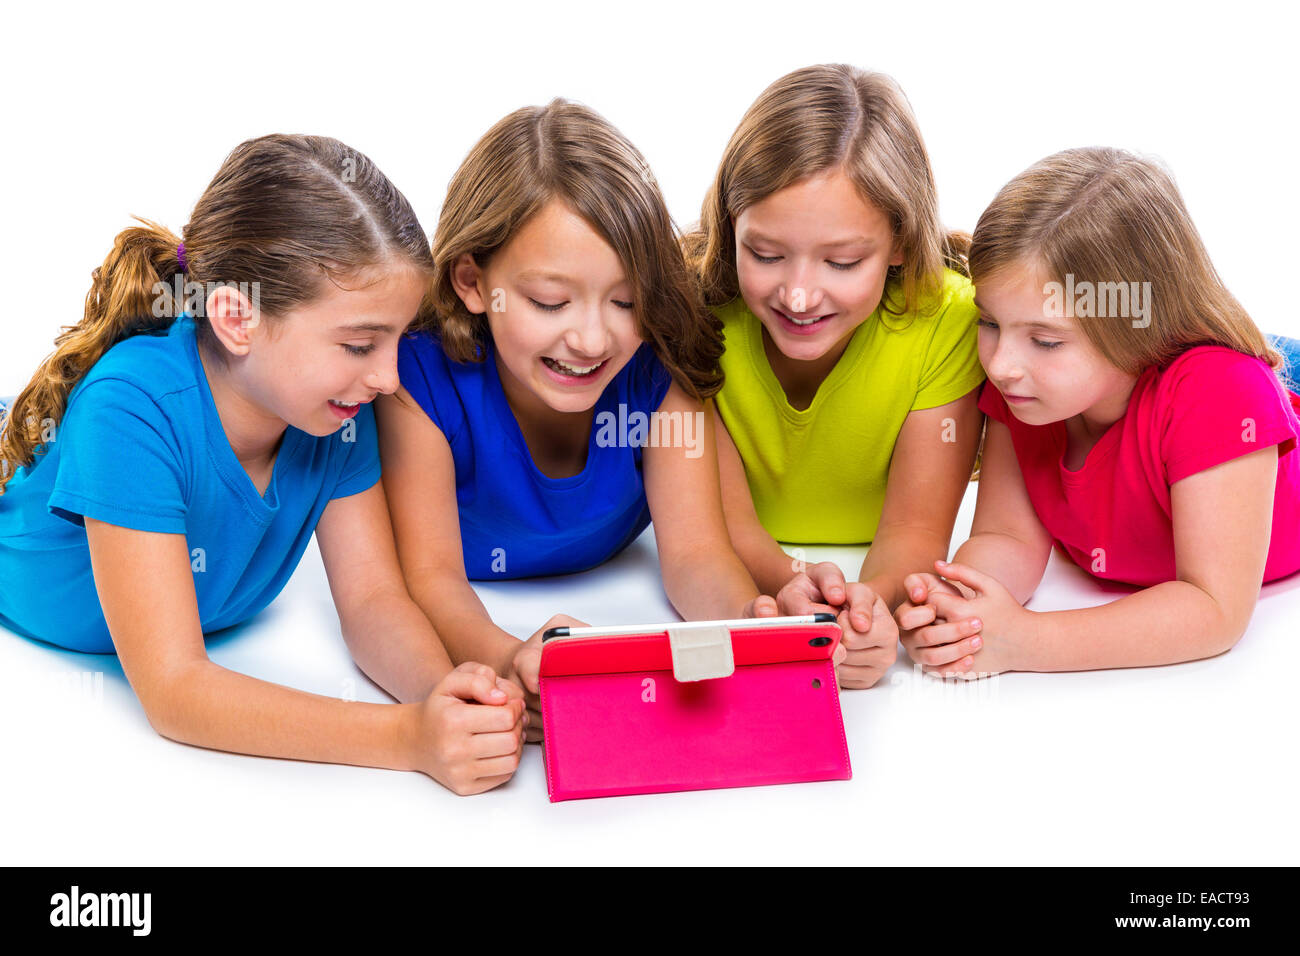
[135,660,209,744]
[1212,615,1250,657]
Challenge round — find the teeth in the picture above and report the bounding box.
[784,312,824,326]
[329,399,358,407]
[548,358,601,376]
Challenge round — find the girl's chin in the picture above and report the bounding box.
[762,317,856,362]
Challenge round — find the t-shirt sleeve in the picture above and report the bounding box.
[397,331,463,442]
[47,378,188,533]
[632,345,675,413]
[1162,349,1300,485]
[913,279,987,411]
[978,378,1011,425]
[330,401,382,500]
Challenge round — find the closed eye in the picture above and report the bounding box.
[529,298,567,312]
[612,299,634,310]
[747,247,781,265]
[827,259,863,271]
[343,343,375,356]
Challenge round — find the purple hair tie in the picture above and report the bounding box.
[177,242,188,272]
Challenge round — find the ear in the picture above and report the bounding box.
[203,284,262,357]
[449,253,487,315]
[888,239,905,268]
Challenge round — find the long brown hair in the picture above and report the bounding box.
[969,146,1280,375]
[0,134,434,492]
[683,64,968,318]
[425,98,723,400]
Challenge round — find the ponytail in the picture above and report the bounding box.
[1,219,184,492]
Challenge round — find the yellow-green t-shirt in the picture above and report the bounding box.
[714,268,984,545]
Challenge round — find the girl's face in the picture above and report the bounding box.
[212,265,428,438]
[452,199,641,415]
[733,167,903,362]
[974,259,1137,427]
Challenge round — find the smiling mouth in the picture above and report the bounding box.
[541,356,608,377]
[774,308,834,327]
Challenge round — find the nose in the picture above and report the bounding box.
[563,303,611,359]
[984,338,1024,388]
[778,259,825,314]
[366,348,401,396]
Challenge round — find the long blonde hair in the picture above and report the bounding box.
[425,98,723,400]
[683,64,968,318]
[969,146,1280,375]
[0,134,435,493]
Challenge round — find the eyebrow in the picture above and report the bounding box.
[741,230,877,250]
[516,269,576,284]
[336,321,399,334]
[973,299,1071,335]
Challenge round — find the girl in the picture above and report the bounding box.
[377,100,783,741]
[683,65,986,688]
[0,135,525,795]
[895,147,1300,676]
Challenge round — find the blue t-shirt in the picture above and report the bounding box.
[397,331,673,579]
[0,314,381,653]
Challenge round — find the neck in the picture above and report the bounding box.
[197,337,288,465]
[1065,374,1139,445]
[761,324,856,408]
[494,351,593,439]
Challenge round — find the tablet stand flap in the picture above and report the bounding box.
[666,625,735,682]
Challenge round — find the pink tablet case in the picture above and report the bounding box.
[539,621,851,801]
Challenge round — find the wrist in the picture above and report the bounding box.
[394,701,424,773]
[861,575,902,611]
[1011,605,1044,671]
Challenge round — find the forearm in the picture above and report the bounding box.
[662,547,762,620]
[340,588,455,704]
[150,660,417,771]
[861,527,953,610]
[952,531,1049,606]
[731,526,802,596]
[410,573,519,676]
[1021,581,1246,671]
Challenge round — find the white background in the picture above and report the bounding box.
[1,1,1298,864]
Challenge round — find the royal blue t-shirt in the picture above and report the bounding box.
[0,314,381,653]
[397,332,673,579]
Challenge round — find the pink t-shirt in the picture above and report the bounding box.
[979,346,1300,586]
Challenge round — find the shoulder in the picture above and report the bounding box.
[711,297,756,340]
[621,343,673,411]
[398,328,487,397]
[75,317,198,407]
[1156,345,1286,401]
[879,269,977,348]
[918,268,977,325]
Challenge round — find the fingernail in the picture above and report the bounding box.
[490,688,505,700]
[972,636,983,650]
[971,619,982,629]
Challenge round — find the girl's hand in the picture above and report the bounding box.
[741,594,780,618]
[411,662,527,795]
[507,614,589,744]
[894,571,967,633]
[776,563,897,689]
[901,560,1027,679]
[834,595,899,689]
